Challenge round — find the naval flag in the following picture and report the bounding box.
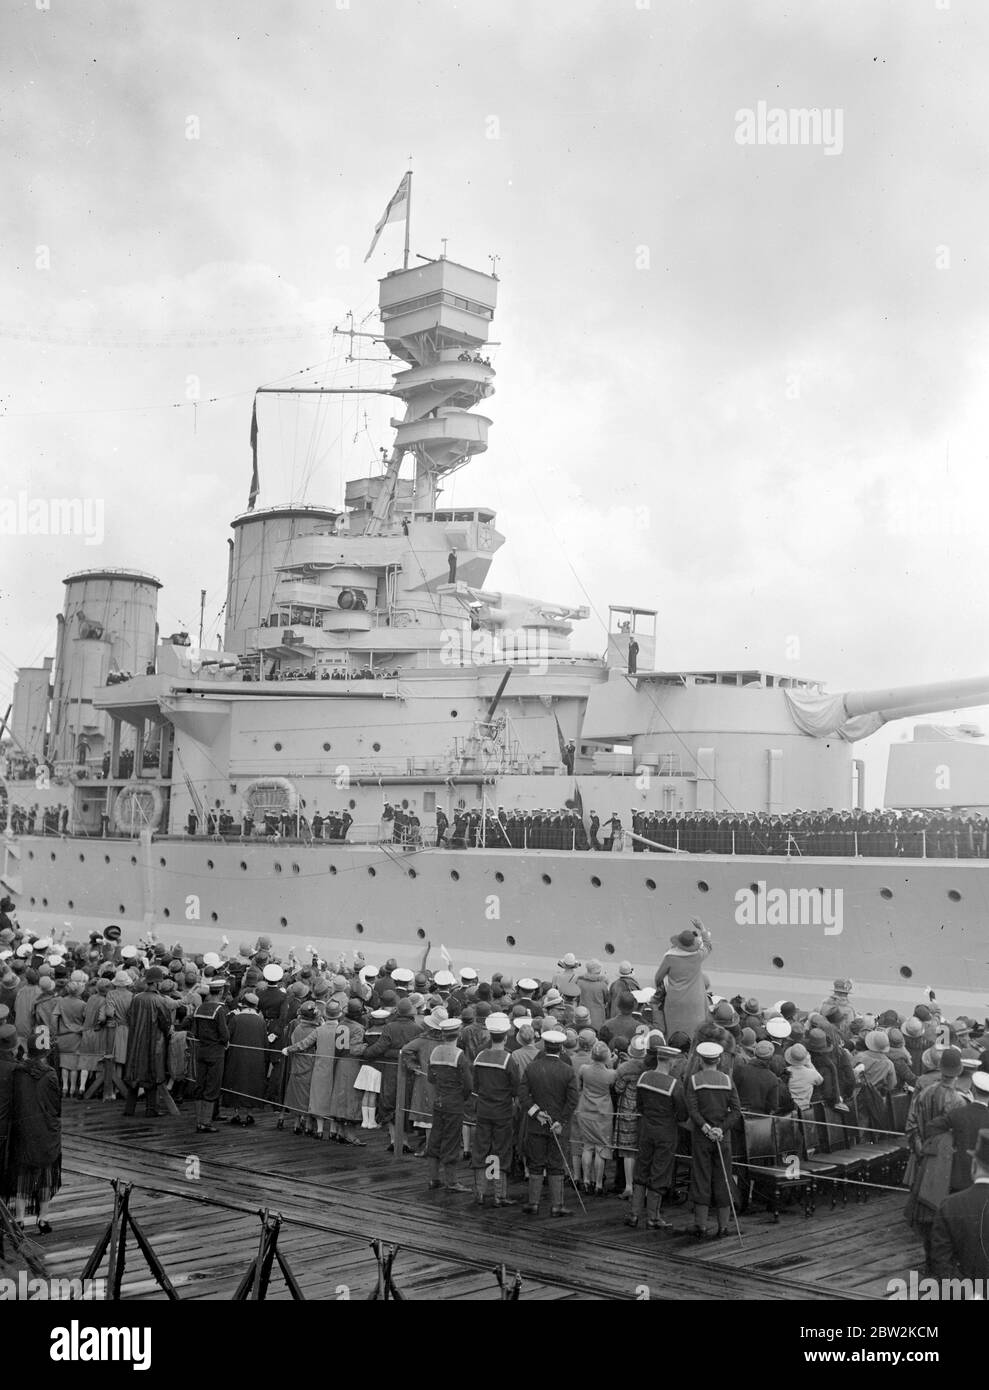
[365,173,411,262]
[248,395,260,511]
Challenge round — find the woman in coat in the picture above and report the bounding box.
[329,1000,368,1145]
[654,919,712,1039]
[573,1041,618,1196]
[282,1002,321,1135]
[305,1002,345,1140]
[77,978,110,1096]
[222,993,267,1126]
[613,1032,650,1198]
[3,1038,61,1233]
[52,981,87,1097]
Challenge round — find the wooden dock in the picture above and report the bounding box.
[20,1102,923,1300]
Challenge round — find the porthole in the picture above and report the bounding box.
[29,897,36,906]
[697,880,709,893]
[948,889,961,903]
[880,887,893,900]
[67,900,73,909]
[329,865,337,876]
[160,857,167,868]
[645,878,656,891]
[273,862,282,874]
[772,956,784,970]
[207,860,214,870]
[41,897,48,907]
[163,908,170,919]
[348,799,356,810]
[604,942,615,955]
[506,935,516,947]
[495,871,505,883]
[450,870,460,882]
[274,742,283,752]
[130,855,137,866]
[118,905,125,914]
[591,876,601,887]
[408,868,417,879]
[417,928,425,939]
[542,874,552,885]
[104,855,110,864]
[240,861,247,871]
[450,709,458,718]
[368,867,376,878]
[79,853,85,863]
[323,742,331,752]
[372,742,381,752]
[50,852,57,862]
[900,965,913,979]
[210,912,219,923]
[749,882,760,895]
[27,851,34,860]
[355,922,364,935]
[292,863,300,875]
[279,916,288,928]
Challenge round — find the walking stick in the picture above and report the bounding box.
[549,1123,588,1215]
[716,1138,743,1245]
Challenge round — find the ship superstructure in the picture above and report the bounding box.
[4,211,989,1012]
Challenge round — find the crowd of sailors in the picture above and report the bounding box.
[0,898,986,1280]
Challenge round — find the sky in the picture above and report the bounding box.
[2,0,989,797]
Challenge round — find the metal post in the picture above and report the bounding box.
[403,169,412,270]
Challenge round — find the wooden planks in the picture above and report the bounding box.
[36,1102,925,1301]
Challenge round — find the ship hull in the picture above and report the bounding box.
[5,834,988,1014]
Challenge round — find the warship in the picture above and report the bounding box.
[3,181,989,1013]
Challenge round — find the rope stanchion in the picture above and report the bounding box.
[368,1239,406,1300]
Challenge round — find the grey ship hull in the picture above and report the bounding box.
[7,835,988,1014]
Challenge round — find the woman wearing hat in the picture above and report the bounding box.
[653,918,712,1040]
[328,999,369,1145]
[77,978,110,1097]
[222,993,267,1127]
[399,1009,449,1152]
[613,1032,650,1199]
[904,1048,968,1270]
[573,1041,618,1196]
[282,1001,322,1136]
[51,980,87,1098]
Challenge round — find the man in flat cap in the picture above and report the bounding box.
[519,1029,579,1217]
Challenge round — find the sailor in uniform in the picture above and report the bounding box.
[518,1028,579,1217]
[685,1039,741,1238]
[189,977,230,1133]
[425,1017,473,1193]
[471,1012,519,1207]
[625,1035,687,1229]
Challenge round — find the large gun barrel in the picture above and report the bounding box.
[842,674,989,722]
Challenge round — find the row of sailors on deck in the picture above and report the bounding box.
[2,804,70,836]
[185,807,353,840]
[631,807,989,858]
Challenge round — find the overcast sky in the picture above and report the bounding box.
[2,0,988,793]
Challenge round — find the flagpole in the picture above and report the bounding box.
[403,169,412,270]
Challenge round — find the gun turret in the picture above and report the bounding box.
[785,673,989,742]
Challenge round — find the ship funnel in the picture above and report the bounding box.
[785,674,989,742]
